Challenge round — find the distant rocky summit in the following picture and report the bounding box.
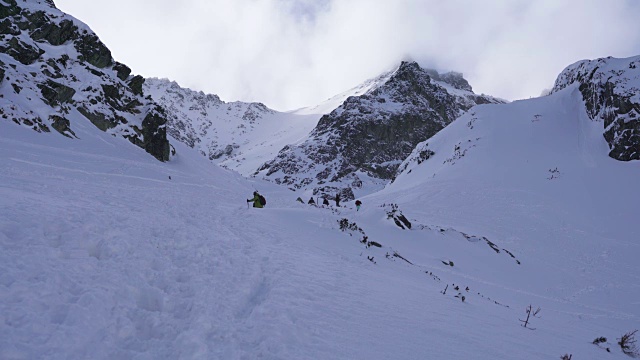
[255,61,504,199]
[0,0,170,161]
[144,78,274,162]
[552,55,640,161]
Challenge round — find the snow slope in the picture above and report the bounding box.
[1,81,639,359]
[382,83,640,353]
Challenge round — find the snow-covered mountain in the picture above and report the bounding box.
[144,78,320,175]
[2,62,639,359]
[2,3,639,358]
[0,0,170,161]
[255,61,504,200]
[551,55,640,161]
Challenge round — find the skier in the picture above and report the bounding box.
[247,191,264,208]
[335,193,341,207]
[355,200,362,211]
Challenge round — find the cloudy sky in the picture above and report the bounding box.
[55,0,640,111]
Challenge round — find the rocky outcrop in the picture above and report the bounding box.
[256,61,504,199]
[0,0,170,161]
[552,56,640,161]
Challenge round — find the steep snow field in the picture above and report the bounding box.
[1,84,639,359]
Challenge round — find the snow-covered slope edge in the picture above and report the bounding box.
[144,78,321,175]
[552,55,640,161]
[0,0,170,160]
[378,84,639,355]
[255,61,504,201]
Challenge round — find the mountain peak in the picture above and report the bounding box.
[397,60,421,72]
[255,61,504,199]
[390,62,473,92]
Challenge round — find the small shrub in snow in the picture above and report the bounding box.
[338,218,363,234]
[618,330,639,357]
[519,305,541,330]
[547,167,560,180]
[440,284,448,295]
[560,354,572,360]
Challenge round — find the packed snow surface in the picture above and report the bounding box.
[1,84,639,359]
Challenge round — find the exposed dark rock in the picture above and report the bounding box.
[127,75,144,96]
[1,37,44,65]
[17,116,50,132]
[0,18,20,35]
[141,106,170,161]
[31,19,77,45]
[49,115,76,138]
[0,0,19,19]
[74,33,112,68]
[113,62,131,81]
[77,107,116,131]
[211,144,237,159]
[101,83,120,100]
[37,80,75,106]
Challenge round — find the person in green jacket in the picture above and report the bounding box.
[247,191,264,208]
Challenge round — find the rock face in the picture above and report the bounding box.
[552,55,640,161]
[255,61,504,199]
[0,0,170,161]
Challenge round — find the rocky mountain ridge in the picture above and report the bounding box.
[144,78,320,175]
[0,0,170,161]
[551,55,640,161]
[255,61,504,200]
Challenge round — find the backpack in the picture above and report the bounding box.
[259,195,266,206]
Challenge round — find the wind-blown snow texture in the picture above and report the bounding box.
[0,0,170,161]
[255,61,504,201]
[2,72,639,359]
[551,55,640,161]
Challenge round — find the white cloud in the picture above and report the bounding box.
[56,0,640,110]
